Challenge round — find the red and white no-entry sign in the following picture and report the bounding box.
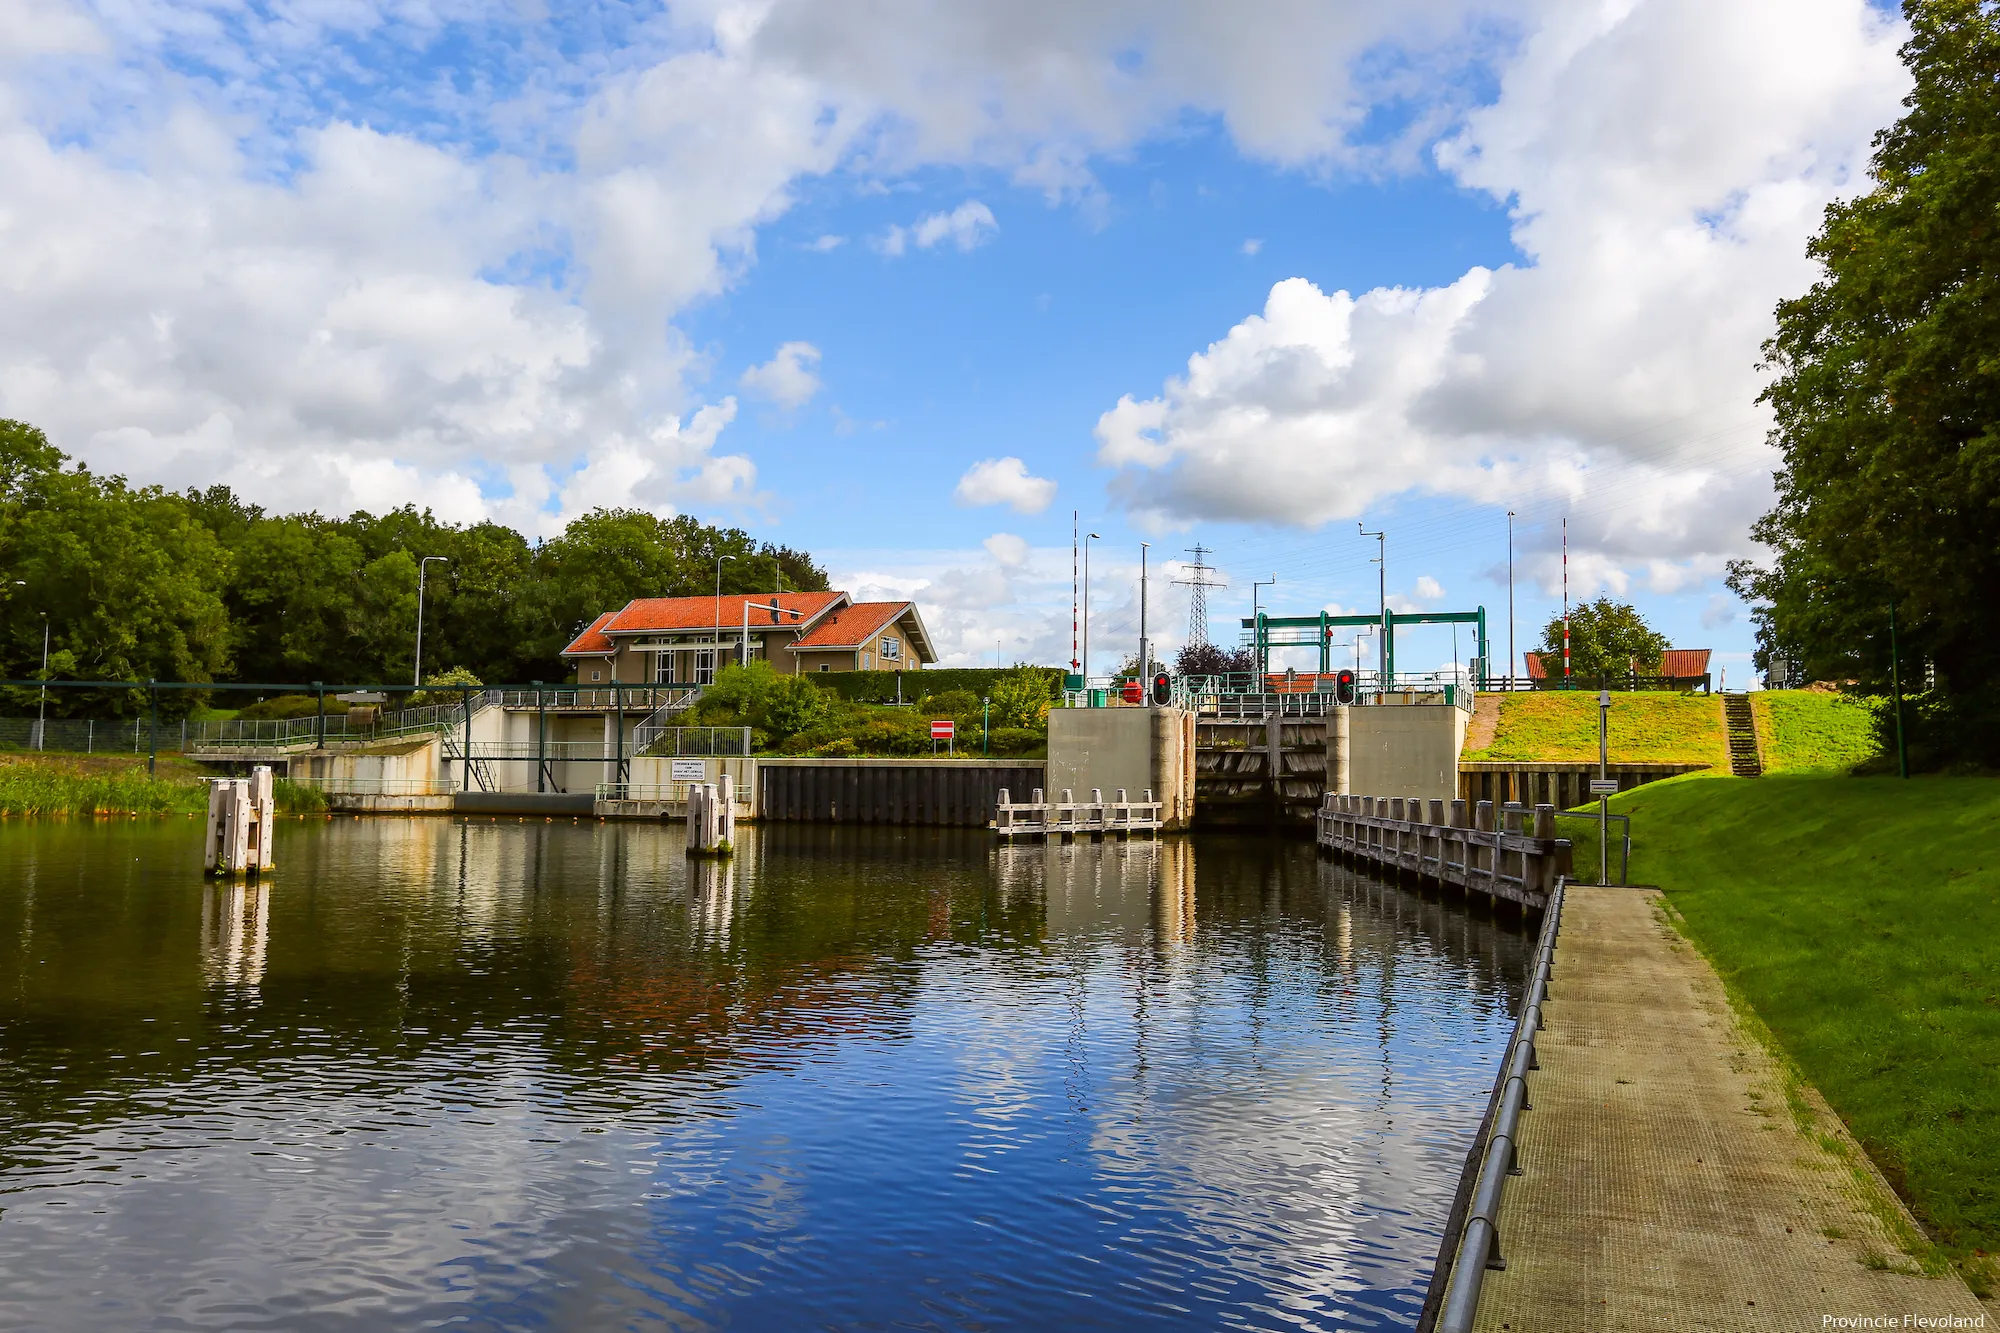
[930,719,955,740]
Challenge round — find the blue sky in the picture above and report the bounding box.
[0,0,1911,676]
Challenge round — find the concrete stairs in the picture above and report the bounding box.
[1722,692,1762,777]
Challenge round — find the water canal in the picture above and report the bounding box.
[0,819,1530,1331]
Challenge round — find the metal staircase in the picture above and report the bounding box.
[1722,692,1762,777]
[633,688,703,754]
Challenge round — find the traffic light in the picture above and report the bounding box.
[1151,670,1172,706]
[1335,669,1357,705]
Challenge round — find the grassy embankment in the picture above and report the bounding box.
[1615,771,1999,1291]
[0,753,328,816]
[1464,690,1729,766]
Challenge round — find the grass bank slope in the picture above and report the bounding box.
[1619,772,2000,1279]
[0,754,326,815]
[1465,690,1726,767]
[1754,689,1883,773]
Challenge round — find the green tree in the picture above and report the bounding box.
[1536,598,1669,680]
[0,422,231,714]
[1733,0,2000,764]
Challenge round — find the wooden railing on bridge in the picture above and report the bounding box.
[1316,793,1571,910]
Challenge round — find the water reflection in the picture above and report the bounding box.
[0,819,1529,1331]
[201,882,270,992]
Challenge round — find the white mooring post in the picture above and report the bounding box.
[686,782,735,858]
[205,766,275,878]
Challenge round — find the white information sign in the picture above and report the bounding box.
[671,759,707,782]
[1589,779,1619,796]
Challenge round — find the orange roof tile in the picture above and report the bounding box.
[789,601,910,649]
[562,611,617,657]
[603,591,843,635]
[1523,649,1710,680]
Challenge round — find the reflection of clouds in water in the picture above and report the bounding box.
[0,821,1524,1331]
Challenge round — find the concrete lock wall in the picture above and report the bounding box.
[1339,704,1466,803]
[1046,707,1196,830]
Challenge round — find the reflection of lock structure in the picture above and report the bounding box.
[204,766,275,876]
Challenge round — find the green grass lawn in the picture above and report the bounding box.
[1617,771,2000,1286]
[1465,690,1726,767]
[0,754,326,815]
[1754,689,1883,773]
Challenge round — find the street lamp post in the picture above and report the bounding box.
[36,611,48,751]
[1506,510,1516,688]
[1359,524,1386,684]
[414,556,450,688]
[1139,542,1151,698]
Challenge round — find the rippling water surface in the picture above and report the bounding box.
[0,819,1529,1331]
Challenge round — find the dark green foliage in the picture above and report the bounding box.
[1732,1,2000,766]
[813,667,1063,704]
[1535,597,1670,679]
[1174,641,1254,677]
[0,421,834,700]
[1,421,230,717]
[756,674,833,742]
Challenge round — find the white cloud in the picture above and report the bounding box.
[738,341,824,409]
[983,532,1030,567]
[1413,575,1444,601]
[1097,0,1905,587]
[806,234,846,252]
[0,0,1902,564]
[1240,238,1263,256]
[877,200,998,256]
[953,457,1057,514]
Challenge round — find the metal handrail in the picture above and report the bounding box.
[595,781,751,804]
[1423,876,1566,1333]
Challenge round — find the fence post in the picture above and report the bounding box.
[461,686,472,791]
[147,680,158,776]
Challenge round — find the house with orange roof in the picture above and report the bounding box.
[561,592,937,686]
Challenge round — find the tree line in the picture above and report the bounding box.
[1733,0,2000,767]
[0,420,828,716]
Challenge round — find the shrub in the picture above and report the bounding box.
[990,667,1056,730]
[409,667,483,707]
[812,737,860,757]
[702,660,776,711]
[985,726,1047,757]
[755,673,833,741]
[917,689,980,719]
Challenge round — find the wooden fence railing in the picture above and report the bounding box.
[1316,794,1570,910]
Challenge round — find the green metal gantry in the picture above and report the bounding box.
[1241,607,1490,686]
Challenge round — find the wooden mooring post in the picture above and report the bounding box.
[1314,792,1569,910]
[685,781,735,857]
[204,766,275,878]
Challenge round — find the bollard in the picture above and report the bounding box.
[1427,798,1446,826]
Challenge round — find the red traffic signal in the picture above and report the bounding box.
[1335,669,1357,705]
[1151,670,1172,706]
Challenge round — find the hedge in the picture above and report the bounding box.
[810,667,1064,704]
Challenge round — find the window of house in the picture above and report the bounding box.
[880,636,901,660]
[590,670,602,682]
[694,648,716,685]
[819,664,829,672]
[653,651,672,684]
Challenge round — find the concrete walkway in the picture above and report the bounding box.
[1473,886,1988,1331]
